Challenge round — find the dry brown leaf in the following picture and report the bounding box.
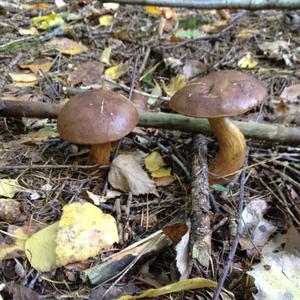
[68,61,104,87]
[45,38,88,55]
[19,128,59,144]
[280,84,300,102]
[0,198,22,223]
[108,154,158,195]
[18,60,53,74]
[5,283,42,300]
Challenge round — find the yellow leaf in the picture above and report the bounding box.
[25,222,59,272]
[238,53,259,69]
[161,74,187,96]
[100,47,112,64]
[105,63,129,80]
[45,38,88,55]
[32,12,64,30]
[19,128,59,144]
[0,179,21,198]
[151,167,172,178]
[145,151,165,172]
[56,202,118,266]
[99,15,114,26]
[9,73,38,83]
[18,27,39,36]
[117,277,218,300]
[144,6,163,15]
[0,226,37,260]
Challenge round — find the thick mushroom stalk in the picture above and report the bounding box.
[88,143,111,165]
[208,118,246,184]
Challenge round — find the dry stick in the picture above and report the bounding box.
[190,134,211,269]
[1,101,300,144]
[212,148,249,300]
[101,0,300,9]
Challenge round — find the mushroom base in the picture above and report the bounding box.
[88,143,111,165]
[208,117,246,185]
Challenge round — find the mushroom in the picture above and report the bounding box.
[57,89,139,165]
[169,70,267,184]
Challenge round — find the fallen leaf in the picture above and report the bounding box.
[18,27,39,36]
[108,37,125,50]
[0,225,37,260]
[56,202,118,266]
[45,38,88,55]
[183,60,207,79]
[0,198,22,222]
[248,226,300,300]
[258,40,290,60]
[175,225,190,279]
[108,154,158,195]
[99,15,114,26]
[32,12,64,30]
[145,151,165,172]
[147,81,162,105]
[164,57,183,69]
[9,73,38,83]
[103,2,120,10]
[154,176,175,187]
[201,20,228,33]
[105,63,129,80]
[87,190,121,205]
[68,61,104,87]
[5,283,42,300]
[151,168,172,178]
[18,60,53,74]
[100,47,112,64]
[22,3,49,9]
[19,128,59,144]
[117,277,218,300]
[55,0,66,8]
[161,74,187,96]
[144,6,162,15]
[236,28,260,40]
[0,179,22,198]
[25,222,59,272]
[280,84,300,102]
[238,53,259,69]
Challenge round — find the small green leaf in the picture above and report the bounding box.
[175,30,204,39]
[211,184,230,193]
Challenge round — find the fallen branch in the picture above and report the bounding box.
[102,0,300,9]
[1,100,300,144]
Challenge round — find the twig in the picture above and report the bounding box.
[212,148,249,300]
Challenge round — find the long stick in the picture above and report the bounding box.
[102,0,300,9]
[1,100,300,144]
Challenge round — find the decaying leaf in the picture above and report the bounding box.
[201,20,228,33]
[18,27,39,36]
[0,179,22,198]
[18,60,53,74]
[32,12,64,30]
[56,202,118,266]
[99,15,114,26]
[258,40,290,60]
[68,61,104,87]
[183,60,207,79]
[236,28,260,40]
[25,222,59,272]
[118,277,218,300]
[45,38,88,55]
[87,190,121,205]
[0,225,38,260]
[248,226,300,300]
[5,283,42,300]
[19,128,59,144]
[108,153,158,195]
[103,2,120,10]
[240,199,277,257]
[280,84,300,102]
[100,47,112,64]
[147,81,162,105]
[0,198,22,222]
[238,53,259,69]
[9,73,38,83]
[105,63,129,80]
[161,74,187,96]
[145,151,165,172]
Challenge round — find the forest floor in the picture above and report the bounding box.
[0,2,300,300]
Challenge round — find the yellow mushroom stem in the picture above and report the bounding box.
[88,142,111,165]
[208,117,246,185]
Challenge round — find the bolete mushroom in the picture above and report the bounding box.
[57,89,139,165]
[169,70,267,184]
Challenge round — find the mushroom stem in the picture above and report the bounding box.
[208,117,246,184]
[88,143,111,165]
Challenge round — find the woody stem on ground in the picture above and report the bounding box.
[208,118,246,184]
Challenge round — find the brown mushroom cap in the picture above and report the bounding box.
[57,89,139,144]
[170,70,267,118]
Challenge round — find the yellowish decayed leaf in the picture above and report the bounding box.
[161,74,187,96]
[238,53,259,69]
[45,38,88,55]
[144,6,163,15]
[117,277,218,300]
[9,73,38,83]
[151,167,172,178]
[22,3,49,9]
[19,128,59,144]
[145,151,165,172]
[25,222,59,272]
[56,202,118,266]
[18,27,39,36]
[0,225,36,260]
[0,179,21,198]
[99,15,114,26]
[105,63,129,80]
[100,47,112,64]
